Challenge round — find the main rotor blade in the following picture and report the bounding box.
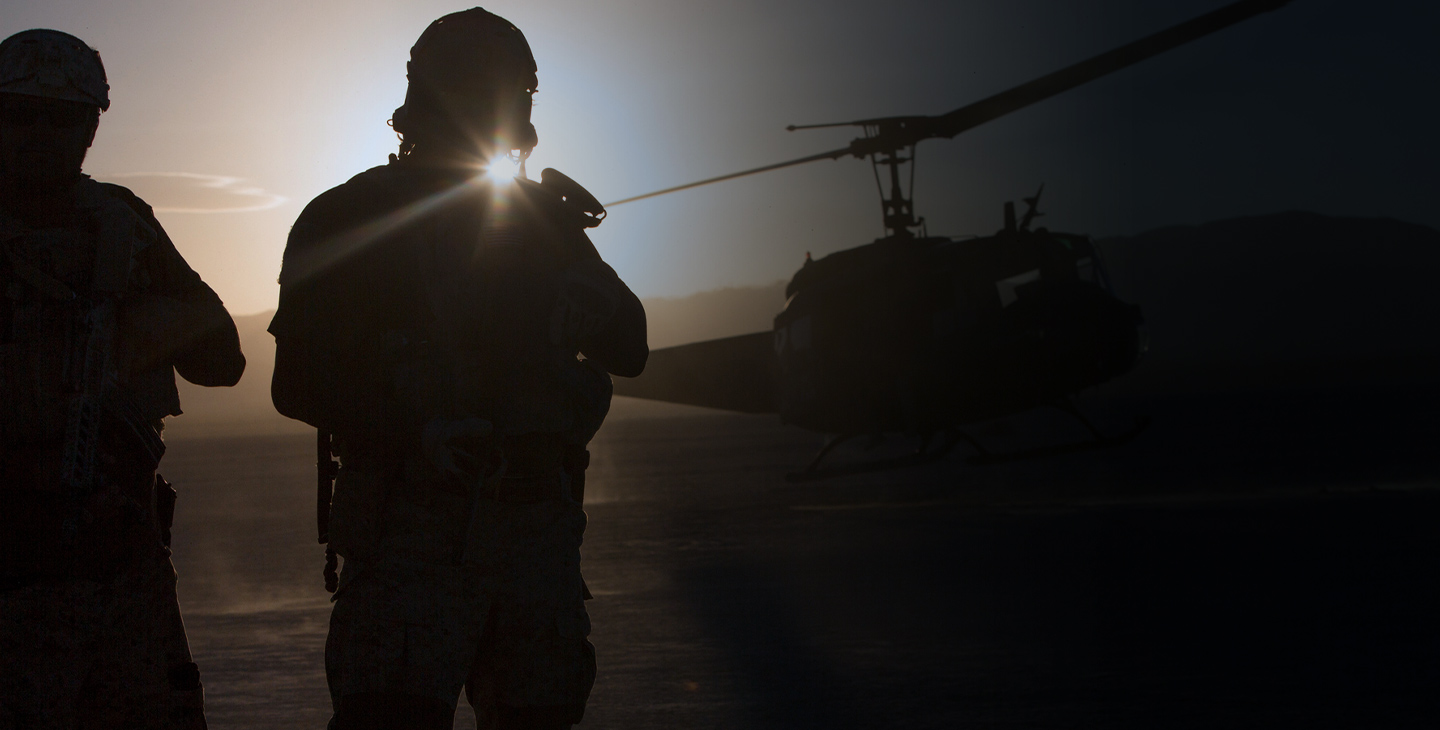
[604,147,849,207]
[605,0,1292,207]
[853,0,1293,154]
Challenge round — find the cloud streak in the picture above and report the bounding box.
[105,172,288,213]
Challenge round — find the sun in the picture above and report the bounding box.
[483,153,523,186]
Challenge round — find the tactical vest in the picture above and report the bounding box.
[0,179,161,444]
[1,179,168,582]
[288,163,614,446]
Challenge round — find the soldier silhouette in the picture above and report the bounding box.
[0,28,245,730]
[270,8,646,730]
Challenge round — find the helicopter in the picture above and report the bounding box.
[604,0,1293,480]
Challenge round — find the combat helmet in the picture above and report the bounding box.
[0,29,109,111]
[392,8,538,152]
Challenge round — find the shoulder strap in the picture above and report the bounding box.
[1,243,77,301]
[74,178,156,296]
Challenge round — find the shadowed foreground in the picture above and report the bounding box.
[162,390,1440,728]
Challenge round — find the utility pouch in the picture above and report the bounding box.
[106,389,165,475]
[327,466,388,563]
[154,473,176,548]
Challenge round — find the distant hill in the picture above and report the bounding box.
[168,283,789,437]
[1094,211,1440,394]
[642,281,787,349]
[166,211,1440,437]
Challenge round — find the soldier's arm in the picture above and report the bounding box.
[270,308,376,433]
[270,282,358,431]
[576,260,647,378]
[270,329,322,427]
[270,183,387,432]
[270,321,393,434]
[525,174,648,376]
[270,191,342,430]
[123,195,246,387]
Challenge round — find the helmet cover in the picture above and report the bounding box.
[0,29,110,111]
[393,8,537,137]
[410,8,537,93]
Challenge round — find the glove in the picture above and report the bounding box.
[116,294,193,374]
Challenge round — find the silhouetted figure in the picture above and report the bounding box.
[0,29,245,729]
[269,9,645,730]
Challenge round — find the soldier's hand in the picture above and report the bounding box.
[549,259,620,348]
[116,294,192,374]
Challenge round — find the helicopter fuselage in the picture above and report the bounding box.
[772,228,1145,435]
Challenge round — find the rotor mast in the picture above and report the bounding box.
[877,142,919,238]
[786,117,929,238]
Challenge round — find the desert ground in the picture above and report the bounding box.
[159,386,1440,729]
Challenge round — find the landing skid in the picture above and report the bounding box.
[784,402,1148,481]
[963,412,1150,466]
[785,430,969,483]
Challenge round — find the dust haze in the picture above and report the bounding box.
[155,209,1440,727]
[169,211,1440,439]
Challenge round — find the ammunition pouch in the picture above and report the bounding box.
[0,439,167,586]
[0,394,167,586]
[104,388,165,476]
[325,431,592,567]
[501,433,565,478]
[481,435,588,505]
[327,461,391,564]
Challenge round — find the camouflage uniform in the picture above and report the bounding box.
[272,12,645,725]
[322,472,592,726]
[0,551,202,730]
[0,29,245,728]
[0,175,244,729]
[272,156,644,729]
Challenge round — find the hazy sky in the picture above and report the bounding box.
[4,0,1435,315]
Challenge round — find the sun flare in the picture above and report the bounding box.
[483,153,523,186]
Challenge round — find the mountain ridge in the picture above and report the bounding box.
[168,211,1440,437]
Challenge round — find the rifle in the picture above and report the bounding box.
[58,298,116,540]
[4,239,162,541]
[56,188,164,540]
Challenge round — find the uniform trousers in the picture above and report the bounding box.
[326,467,594,729]
[0,551,206,730]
